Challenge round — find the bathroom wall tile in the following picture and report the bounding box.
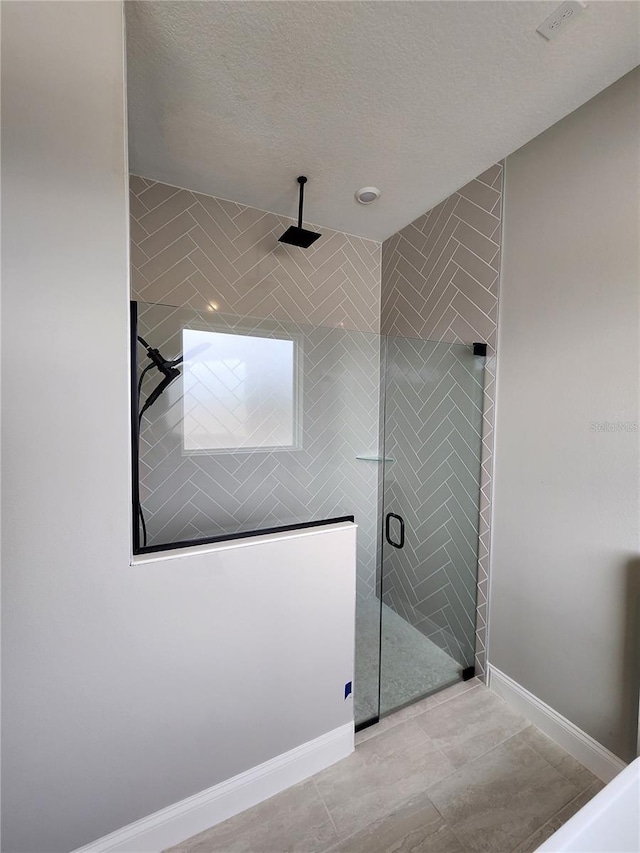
[129,173,149,196]
[129,188,150,222]
[381,336,484,666]
[230,204,268,234]
[130,177,381,335]
[137,180,181,213]
[132,166,500,685]
[451,243,498,291]
[131,175,382,600]
[447,194,499,240]
[450,289,495,342]
[476,164,502,187]
[381,162,503,679]
[138,232,198,283]
[137,305,381,596]
[420,196,459,276]
[457,176,501,213]
[395,234,430,277]
[130,215,150,248]
[138,209,197,260]
[451,266,496,316]
[137,189,197,235]
[129,240,148,270]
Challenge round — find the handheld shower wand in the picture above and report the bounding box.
[136,336,181,421]
[135,335,212,547]
[136,336,182,547]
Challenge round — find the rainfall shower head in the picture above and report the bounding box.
[279,176,321,248]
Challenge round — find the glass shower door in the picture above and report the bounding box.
[379,337,485,716]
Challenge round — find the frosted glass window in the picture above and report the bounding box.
[182,329,297,451]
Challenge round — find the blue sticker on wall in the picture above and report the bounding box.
[344,681,352,700]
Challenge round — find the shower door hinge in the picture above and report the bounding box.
[473,343,487,357]
[462,666,476,681]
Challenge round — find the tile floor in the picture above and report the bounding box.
[167,681,604,853]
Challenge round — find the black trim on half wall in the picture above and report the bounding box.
[130,300,141,554]
[134,516,356,556]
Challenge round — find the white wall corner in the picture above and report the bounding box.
[72,723,354,853]
[487,665,626,783]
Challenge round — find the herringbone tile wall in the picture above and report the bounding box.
[137,302,382,600]
[381,164,501,344]
[381,337,485,668]
[381,163,503,676]
[131,178,383,601]
[130,169,501,679]
[130,176,381,333]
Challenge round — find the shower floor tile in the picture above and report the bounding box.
[355,598,461,724]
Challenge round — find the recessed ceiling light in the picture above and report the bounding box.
[355,186,381,205]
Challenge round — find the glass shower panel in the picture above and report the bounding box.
[133,301,382,728]
[379,337,485,716]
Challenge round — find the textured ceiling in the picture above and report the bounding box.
[126,1,640,241]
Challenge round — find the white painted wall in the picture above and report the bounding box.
[490,67,640,762]
[0,4,356,851]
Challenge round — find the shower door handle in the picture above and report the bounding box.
[385,513,405,549]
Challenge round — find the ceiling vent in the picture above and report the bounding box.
[536,2,587,41]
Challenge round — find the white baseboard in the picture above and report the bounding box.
[487,664,626,783]
[73,723,353,853]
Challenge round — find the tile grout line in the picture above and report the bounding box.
[135,186,181,216]
[421,733,586,853]
[137,200,200,238]
[421,722,531,793]
[509,781,603,853]
[425,796,472,853]
[423,724,587,810]
[138,223,200,263]
[356,683,482,744]
[517,728,601,794]
[312,778,341,841]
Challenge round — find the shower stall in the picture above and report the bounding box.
[132,300,485,727]
[370,336,484,723]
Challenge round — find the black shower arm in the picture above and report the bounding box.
[297,176,307,229]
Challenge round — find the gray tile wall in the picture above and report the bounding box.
[130,171,502,672]
[137,304,382,600]
[381,163,503,676]
[381,338,485,667]
[131,177,383,600]
[130,176,381,334]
